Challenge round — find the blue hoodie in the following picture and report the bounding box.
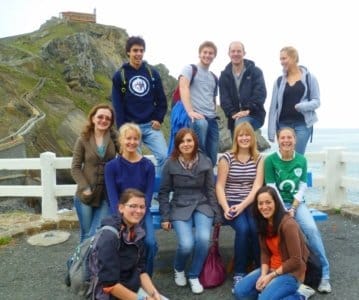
[111,62,168,128]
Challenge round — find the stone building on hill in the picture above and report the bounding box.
[60,9,96,23]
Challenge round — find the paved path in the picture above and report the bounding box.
[0,213,358,300]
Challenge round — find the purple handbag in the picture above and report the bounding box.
[199,224,226,288]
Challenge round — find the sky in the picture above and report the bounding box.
[0,0,358,129]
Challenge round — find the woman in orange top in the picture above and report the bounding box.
[234,186,309,299]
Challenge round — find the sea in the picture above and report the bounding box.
[264,128,359,205]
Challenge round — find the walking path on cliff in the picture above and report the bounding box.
[0,213,358,300]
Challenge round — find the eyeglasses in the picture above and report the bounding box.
[96,115,112,122]
[124,204,146,210]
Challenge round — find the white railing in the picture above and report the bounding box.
[0,148,359,221]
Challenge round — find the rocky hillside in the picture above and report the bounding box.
[0,17,181,157]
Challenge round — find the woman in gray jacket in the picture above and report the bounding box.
[71,103,117,242]
[268,46,320,154]
[158,128,221,295]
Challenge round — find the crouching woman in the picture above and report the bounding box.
[234,186,309,300]
[93,188,163,300]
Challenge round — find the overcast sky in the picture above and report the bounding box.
[1,0,358,128]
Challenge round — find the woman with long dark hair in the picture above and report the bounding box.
[234,186,309,299]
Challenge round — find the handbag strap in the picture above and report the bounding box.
[212,224,221,242]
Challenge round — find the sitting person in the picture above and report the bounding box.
[234,186,309,299]
[93,188,164,300]
[158,128,222,294]
[216,122,263,291]
[264,127,331,293]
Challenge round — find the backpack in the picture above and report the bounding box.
[171,64,218,106]
[304,249,323,289]
[65,225,120,298]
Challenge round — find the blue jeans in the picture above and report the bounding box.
[235,116,262,131]
[278,121,312,155]
[224,202,260,274]
[190,117,219,166]
[139,122,168,176]
[142,209,158,277]
[74,196,110,242]
[234,268,301,300]
[288,203,330,280]
[172,211,213,278]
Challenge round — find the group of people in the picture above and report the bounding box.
[69,35,328,300]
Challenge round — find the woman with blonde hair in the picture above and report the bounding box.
[268,46,320,154]
[71,103,117,242]
[105,122,157,277]
[216,122,264,292]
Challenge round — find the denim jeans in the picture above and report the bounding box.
[172,211,213,278]
[235,116,262,131]
[74,196,110,242]
[278,121,312,155]
[224,202,260,275]
[190,117,219,166]
[287,203,330,280]
[234,268,301,300]
[142,209,158,277]
[139,122,168,176]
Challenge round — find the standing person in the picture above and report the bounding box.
[268,46,320,154]
[216,122,264,292]
[105,123,157,277]
[71,104,117,242]
[111,36,168,174]
[219,41,267,137]
[158,128,222,294]
[234,186,309,300]
[178,41,219,166]
[265,127,331,293]
[93,188,165,300]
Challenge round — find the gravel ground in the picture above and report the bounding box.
[0,213,358,300]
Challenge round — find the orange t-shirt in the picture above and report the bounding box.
[266,235,282,269]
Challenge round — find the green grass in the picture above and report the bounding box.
[0,236,12,246]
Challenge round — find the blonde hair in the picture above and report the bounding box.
[118,123,142,154]
[231,122,260,162]
[280,46,299,63]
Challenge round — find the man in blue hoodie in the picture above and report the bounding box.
[112,36,168,175]
[219,41,267,137]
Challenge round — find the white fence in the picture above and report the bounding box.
[1,148,359,221]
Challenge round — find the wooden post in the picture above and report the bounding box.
[40,152,58,220]
[322,147,346,208]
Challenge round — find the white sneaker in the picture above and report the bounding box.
[174,269,187,286]
[298,284,316,299]
[318,279,332,293]
[188,278,204,294]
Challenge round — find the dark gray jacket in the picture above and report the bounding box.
[158,152,221,224]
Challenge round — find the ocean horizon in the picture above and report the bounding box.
[262,128,359,205]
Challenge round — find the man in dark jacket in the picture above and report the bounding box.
[219,41,267,137]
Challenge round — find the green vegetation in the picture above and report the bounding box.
[0,236,12,246]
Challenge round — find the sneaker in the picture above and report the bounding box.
[188,278,204,294]
[174,269,187,286]
[298,284,316,299]
[232,274,245,294]
[318,279,332,293]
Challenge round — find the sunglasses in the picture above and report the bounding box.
[96,115,112,122]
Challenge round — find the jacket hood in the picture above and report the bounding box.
[100,214,122,228]
[282,65,309,77]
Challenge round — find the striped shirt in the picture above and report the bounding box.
[221,152,261,202]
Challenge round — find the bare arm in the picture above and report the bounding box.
[215,157,231,219]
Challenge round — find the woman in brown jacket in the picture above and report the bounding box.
[234,186,309,300]
[71,103,117,242]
